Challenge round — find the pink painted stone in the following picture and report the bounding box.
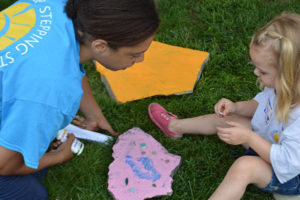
[108,128,181,200]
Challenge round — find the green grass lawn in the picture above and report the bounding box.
[2,0,300,199]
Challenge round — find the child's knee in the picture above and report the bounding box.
[230,156,257,179]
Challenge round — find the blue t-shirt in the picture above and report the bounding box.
[0,0,84,169]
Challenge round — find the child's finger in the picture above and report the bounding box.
[222,107,229,116]
[216,126,227,133]
[219,111,224,117]
[214,104,220,116]
[225,121,240,127]
[223,104,233,116]
[217,131,230,142]
[214,104,218,115]
[215,104,224,117]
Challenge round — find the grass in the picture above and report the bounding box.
[2,0,300,199]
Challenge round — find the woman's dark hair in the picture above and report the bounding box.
[65,0,160,49]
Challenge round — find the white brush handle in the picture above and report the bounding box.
[64,124,113,144]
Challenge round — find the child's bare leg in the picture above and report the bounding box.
[208,156,272,200]
[169,114,252,136]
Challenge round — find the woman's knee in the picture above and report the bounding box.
[0,174,49,200]
[34,181,49,200]
[20,175,49,200]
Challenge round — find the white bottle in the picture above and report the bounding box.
[56,129,84,155]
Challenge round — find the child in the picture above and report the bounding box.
[148,12,300,199]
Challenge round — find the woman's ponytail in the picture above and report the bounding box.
[64,0,160,48]
[65,0,78,20]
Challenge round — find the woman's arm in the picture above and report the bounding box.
[0,135,74,176]
[76,76,116,135]
[79,76,105,120]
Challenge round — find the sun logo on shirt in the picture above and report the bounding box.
[0,3,36,50]
[273,133,279,143]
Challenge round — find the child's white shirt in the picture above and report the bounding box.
[251,87,300,183]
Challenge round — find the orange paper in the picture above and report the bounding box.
[96,41,209,103]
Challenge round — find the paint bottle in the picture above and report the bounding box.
[56,129,84,155]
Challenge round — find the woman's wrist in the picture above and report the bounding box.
[84,111,104,120]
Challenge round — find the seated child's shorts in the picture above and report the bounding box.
[245,148,300,195]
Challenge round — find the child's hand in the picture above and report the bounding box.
[216,121,253,145]
[214,98,237,117]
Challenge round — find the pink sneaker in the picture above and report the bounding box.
[148,103,182,138]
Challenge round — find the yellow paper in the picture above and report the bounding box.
[96,41,209,103]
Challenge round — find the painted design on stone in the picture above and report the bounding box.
[108,128,181,200]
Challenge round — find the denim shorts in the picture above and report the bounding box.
[245,148,300,195]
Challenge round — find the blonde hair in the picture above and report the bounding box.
[251,12,300,123]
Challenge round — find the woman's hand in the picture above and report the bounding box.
[72,115,118,135]
[50,139,63,150]
[216,121,253,145]
[214,98,237,117]
[48,134,75,163]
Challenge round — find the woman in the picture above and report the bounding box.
[0,0,159,199]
